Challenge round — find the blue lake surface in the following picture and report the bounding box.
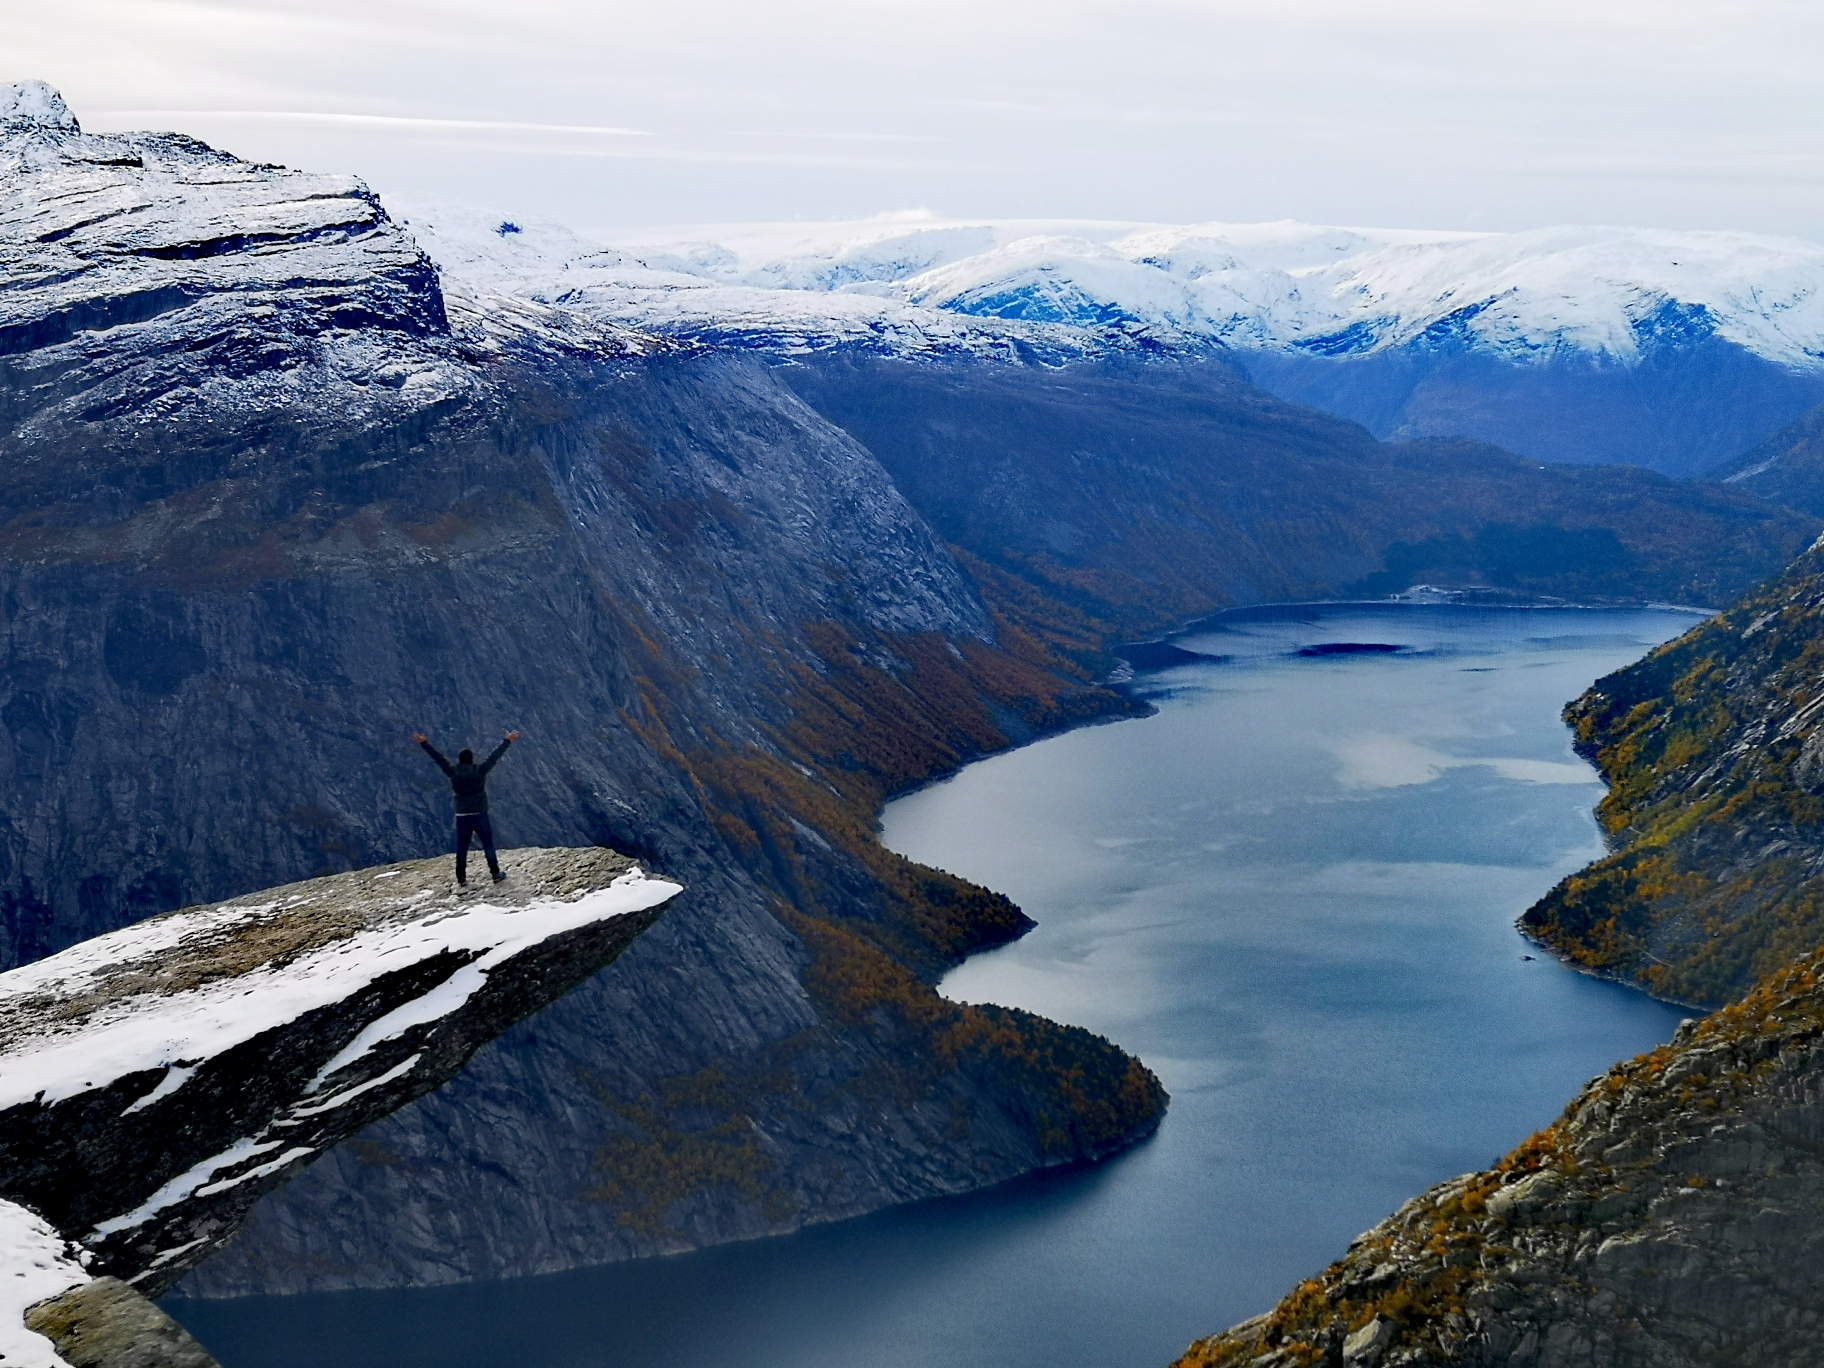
[169,603,1699,1368]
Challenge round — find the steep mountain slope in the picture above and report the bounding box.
[1173,950,1824,1368]
[1519,541,1824,1008]
[782,355,1819,629]
[0,85,1163,1294]
[417,200,1824,601]
[401,213,1824,622]
[1242,344,1824,480]
[1712,398,1824,515]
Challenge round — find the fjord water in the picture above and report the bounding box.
[171,604,1694,1368]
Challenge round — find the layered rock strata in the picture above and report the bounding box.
[1175,948,1824,1368]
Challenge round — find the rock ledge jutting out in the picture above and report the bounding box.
[0,846,677,1367]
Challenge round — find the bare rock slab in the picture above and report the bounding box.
[0,1196,217,1368]
[26,1277,220,1368]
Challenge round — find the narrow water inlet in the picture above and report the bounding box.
[168,603,1699,1368]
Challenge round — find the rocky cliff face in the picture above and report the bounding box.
[1712,398,1824,516]
[0,83,1165,1294]
[1518,539,1824,1006]
[1173,948,1824,1368]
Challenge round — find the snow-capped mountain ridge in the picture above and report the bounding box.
[393,203,1178,362]
[502,213,1824,371]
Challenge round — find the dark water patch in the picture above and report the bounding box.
[1297,641,1404,657]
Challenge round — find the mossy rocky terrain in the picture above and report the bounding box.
[1521,537,1824,1006]
[1174,949,1824,1368]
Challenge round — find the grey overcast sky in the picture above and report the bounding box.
[7,0,1824,235]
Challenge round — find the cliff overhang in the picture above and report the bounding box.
[0,846,677,1366]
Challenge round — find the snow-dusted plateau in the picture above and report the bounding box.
[424,206,1824,369]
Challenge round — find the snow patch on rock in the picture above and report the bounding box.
[0,81,77,131]
[0,1198,88,1368]
[393,201,1186,362]
[0,866,680,1113]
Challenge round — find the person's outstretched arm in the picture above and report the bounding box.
[480,731,518,775]
[415,733,456,777]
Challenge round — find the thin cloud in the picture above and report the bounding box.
[1501,163,1824,185]
[18,0,1824,230]
[422,140,976,170]
[88,110,651,137]
[723,131,946,144]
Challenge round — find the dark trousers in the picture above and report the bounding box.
[454,813,499,881]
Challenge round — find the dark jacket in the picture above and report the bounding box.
[422,737,511,815]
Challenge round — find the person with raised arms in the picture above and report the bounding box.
[415,729,520,884]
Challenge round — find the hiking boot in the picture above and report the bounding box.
[491,870,508,883]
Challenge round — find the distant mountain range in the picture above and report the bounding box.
[404,207,1824,477]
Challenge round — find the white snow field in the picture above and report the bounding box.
[9,72,1821,373]
[0,1198,90,1368]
